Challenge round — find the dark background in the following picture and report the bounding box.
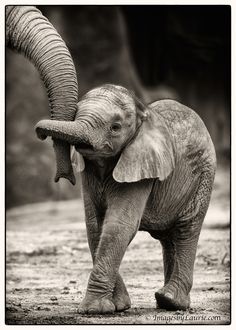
[6,5,231,208]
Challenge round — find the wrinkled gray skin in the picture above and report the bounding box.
[36,84,216,314]
[6,6,78,184]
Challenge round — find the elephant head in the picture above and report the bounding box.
[6,5,78,184]
[35,84,175,182]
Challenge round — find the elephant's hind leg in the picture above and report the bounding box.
[155,234,194,311]
[160,239,176,286]
[155,169,215,311]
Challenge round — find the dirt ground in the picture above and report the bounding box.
[5,165,230,325]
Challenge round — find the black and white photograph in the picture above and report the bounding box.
[5,2,231,326]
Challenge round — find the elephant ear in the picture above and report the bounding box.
[113,109,175,183]
[71,147,85,173]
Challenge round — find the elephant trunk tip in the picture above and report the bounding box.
[35,120,52,140]
[54,172,76,186]
[36,128,47,141]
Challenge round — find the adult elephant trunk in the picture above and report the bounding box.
[6,5,78,185]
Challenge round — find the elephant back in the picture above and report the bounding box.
[149,99,217,174]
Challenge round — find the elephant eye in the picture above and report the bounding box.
[110,123,122,133]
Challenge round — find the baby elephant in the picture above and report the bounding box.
[36,84,216,314]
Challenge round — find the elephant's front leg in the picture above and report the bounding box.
[85,215,131,312]
[79,218,137,314]
[79,182,152,314]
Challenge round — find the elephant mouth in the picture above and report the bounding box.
[75,144,115,159]
[75,142,95,156]
[75,141,94,151]
[74,141,116,159]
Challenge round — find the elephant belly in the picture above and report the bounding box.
[139,202,176,233]
[139,172,198,233]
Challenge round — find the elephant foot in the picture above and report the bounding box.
[155,287,190,311]
[78,295,116,314]
[113,292,131,312]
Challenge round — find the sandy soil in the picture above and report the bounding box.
[5,166,230,325]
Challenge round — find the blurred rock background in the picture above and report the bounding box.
[6,5,230,208]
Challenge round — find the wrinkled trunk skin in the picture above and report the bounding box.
[36,119,88,146]
[6,6,78,184]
